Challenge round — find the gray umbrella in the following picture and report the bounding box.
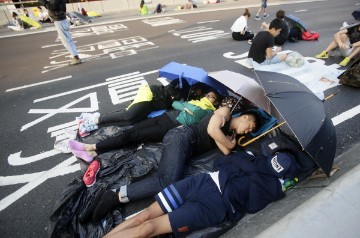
[208,70,270,113]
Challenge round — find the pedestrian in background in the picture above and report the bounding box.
[254,0,269,21]
[231,8,254,41]
[39,0,81,66]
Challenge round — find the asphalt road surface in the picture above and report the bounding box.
[0,0,359,237]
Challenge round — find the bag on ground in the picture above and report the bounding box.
[338,56,360,87]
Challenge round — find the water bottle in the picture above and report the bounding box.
[282,178,298,191]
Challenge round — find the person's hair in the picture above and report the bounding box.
[37,6,42,10]
[241,110,261,132]
[12,12,18,18]
[140,0,145,8]
[243,8,251,17]
[206,89,221,106]
[276,10,285,19]
[269,18,284,30]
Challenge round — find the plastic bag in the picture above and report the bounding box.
[285,51,305,68]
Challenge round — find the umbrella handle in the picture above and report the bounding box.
[238,121,286,147]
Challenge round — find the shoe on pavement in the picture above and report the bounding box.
[69,57,82,66]
[254,15,261,21]
[248,39,253,45]
[54,139,71,153]
[263,14,269,19]
[339,57,350,67]
[83,160,100,187]
[315,51,329,59]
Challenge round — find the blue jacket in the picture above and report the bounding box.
[217,151,285,221]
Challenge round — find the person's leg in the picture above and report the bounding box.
[98,101,154,127]
[104,202,171,238]
[53,19,78,58]
[317,33,349,58]
[125,126,195,200]
[340,46,360,66]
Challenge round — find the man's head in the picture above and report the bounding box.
[276,10,285,20]
[269,18,284,37]
[234,111,258,135]
[205,90,219,106]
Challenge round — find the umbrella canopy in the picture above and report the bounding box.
[284,14,308,32]
[254,70,336,176]
[352,9,360,20]
[208,70,270,113]
[159,62,229,95]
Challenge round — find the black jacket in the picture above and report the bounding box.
[39,0,67,21]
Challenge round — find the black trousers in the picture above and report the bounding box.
[96,113,180,153]
[98,101,155,127]
[232,31,254,41]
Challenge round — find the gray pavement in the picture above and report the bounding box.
[1,1,359,237]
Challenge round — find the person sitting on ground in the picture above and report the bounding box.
[315,23,360,67]
[154,3,165,14]
[76,79,190,137]
[102,151,300,238]
[261,10,289,45]
[181,0,197,9]
[248,18,287,65]
[139,0,149,15]
[78,106,260,224]
[69,91,220,163]
[231,8,254,41]
[37,6,52,23]
[8,12,24,31]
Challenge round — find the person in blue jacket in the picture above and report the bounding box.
[102,151,300,238]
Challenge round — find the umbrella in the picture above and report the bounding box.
[284,14,308,32]
[208,70,270,113]
[254,70,336,177]
[159,62,229,95]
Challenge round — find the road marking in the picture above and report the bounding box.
[294,9,308,12]
[8,150,61,166]
[34,70,157,103]
[198,20,220,24]
[0,157,80,212]
[332,105,360,126]
[170,26,229,43]
[5,76,72,92]
[22,93,99,131]
[142,17,185,26]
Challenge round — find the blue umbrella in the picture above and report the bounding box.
[284,14,308,32]
[159,62,229,96]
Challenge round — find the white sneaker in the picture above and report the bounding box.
[54,139,71,153]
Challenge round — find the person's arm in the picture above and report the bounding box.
[266,46,281,59]
[172,101,187,111]
[334,29,349,49]
[207,107,236,155]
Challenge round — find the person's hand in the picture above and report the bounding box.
[339,42,349,49]
[276,46,282,52]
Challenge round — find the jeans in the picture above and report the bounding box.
[96,113,179,152]
[54,19,78,57]
[127,126,196,201]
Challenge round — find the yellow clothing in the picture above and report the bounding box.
[126,84,153,110]
[188,97,216,111]
[139,5,149,15]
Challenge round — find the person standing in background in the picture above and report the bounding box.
[254,0,269,21]
[39,0,81,66]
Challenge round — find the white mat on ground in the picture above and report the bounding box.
[252,57,343,100]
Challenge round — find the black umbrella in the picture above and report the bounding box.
[254,71,336,177]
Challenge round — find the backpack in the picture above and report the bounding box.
[338,56,360,87]
[301,31,320,41]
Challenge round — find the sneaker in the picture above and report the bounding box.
[248,39,253,45]
[254,15,261,21]
[315,51,329,59]
[79,118,98,134]
[69,57,81,66]
[83,160,100,187]
[263,14,269,19]
[54,139,71,153]
[64,128,77,140]
[339,57,350,67]
[78,120,90,138]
